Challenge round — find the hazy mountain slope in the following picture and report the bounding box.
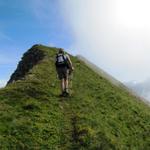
[0,45,149,150]
[76,55,123,87]
[77,55,150,106]
[125,80,150,102]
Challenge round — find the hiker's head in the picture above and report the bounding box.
[58,48,64,54]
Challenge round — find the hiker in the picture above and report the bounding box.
[55,48,74,97]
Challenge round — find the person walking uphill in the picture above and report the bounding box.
[55,48,74,97]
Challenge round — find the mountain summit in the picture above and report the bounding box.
[0,45,149,149]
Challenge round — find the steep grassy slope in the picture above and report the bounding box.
[0,45,150,150]
[77,55,150,106]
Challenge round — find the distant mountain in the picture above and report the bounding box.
[125,79,150,102]
[0,45,149,149]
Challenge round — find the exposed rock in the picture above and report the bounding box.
[7,45,45,84]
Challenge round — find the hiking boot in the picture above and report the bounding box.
[63,91,69,97]
[59,92,65,97]
[59,91,69,97]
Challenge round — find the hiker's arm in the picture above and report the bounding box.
[66,55,74,70]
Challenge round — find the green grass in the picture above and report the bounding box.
[0,45,150,150]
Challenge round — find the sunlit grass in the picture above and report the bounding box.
[0,45,149,149]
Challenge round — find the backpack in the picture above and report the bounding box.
[55,53,70,68]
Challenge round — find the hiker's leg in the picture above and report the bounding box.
[65,69,69,93]
[64,78,69,93]
[61,79,65,93]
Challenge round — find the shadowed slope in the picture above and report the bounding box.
[0,45,149,149]
[7,45,45,84]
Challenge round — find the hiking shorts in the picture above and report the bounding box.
[56,66,69,80]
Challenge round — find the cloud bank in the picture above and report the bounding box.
[59,0,150,82]
[125,79,150,102]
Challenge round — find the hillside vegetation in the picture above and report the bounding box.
[0,45,150,150]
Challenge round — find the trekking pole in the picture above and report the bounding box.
[69,70,73,95]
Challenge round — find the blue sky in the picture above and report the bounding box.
[1,0,150,87]
[0,0,73,86]
[0,0,73,47]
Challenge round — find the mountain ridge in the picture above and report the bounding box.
[77,55,150,106]
[0,45,149,149]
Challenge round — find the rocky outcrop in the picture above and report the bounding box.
[7,45,45,84]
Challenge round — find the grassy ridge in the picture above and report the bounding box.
[0,45,150,149]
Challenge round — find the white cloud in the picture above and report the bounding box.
[125,78,150,102]
[0,79,7,88]
[59,0,150,82]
